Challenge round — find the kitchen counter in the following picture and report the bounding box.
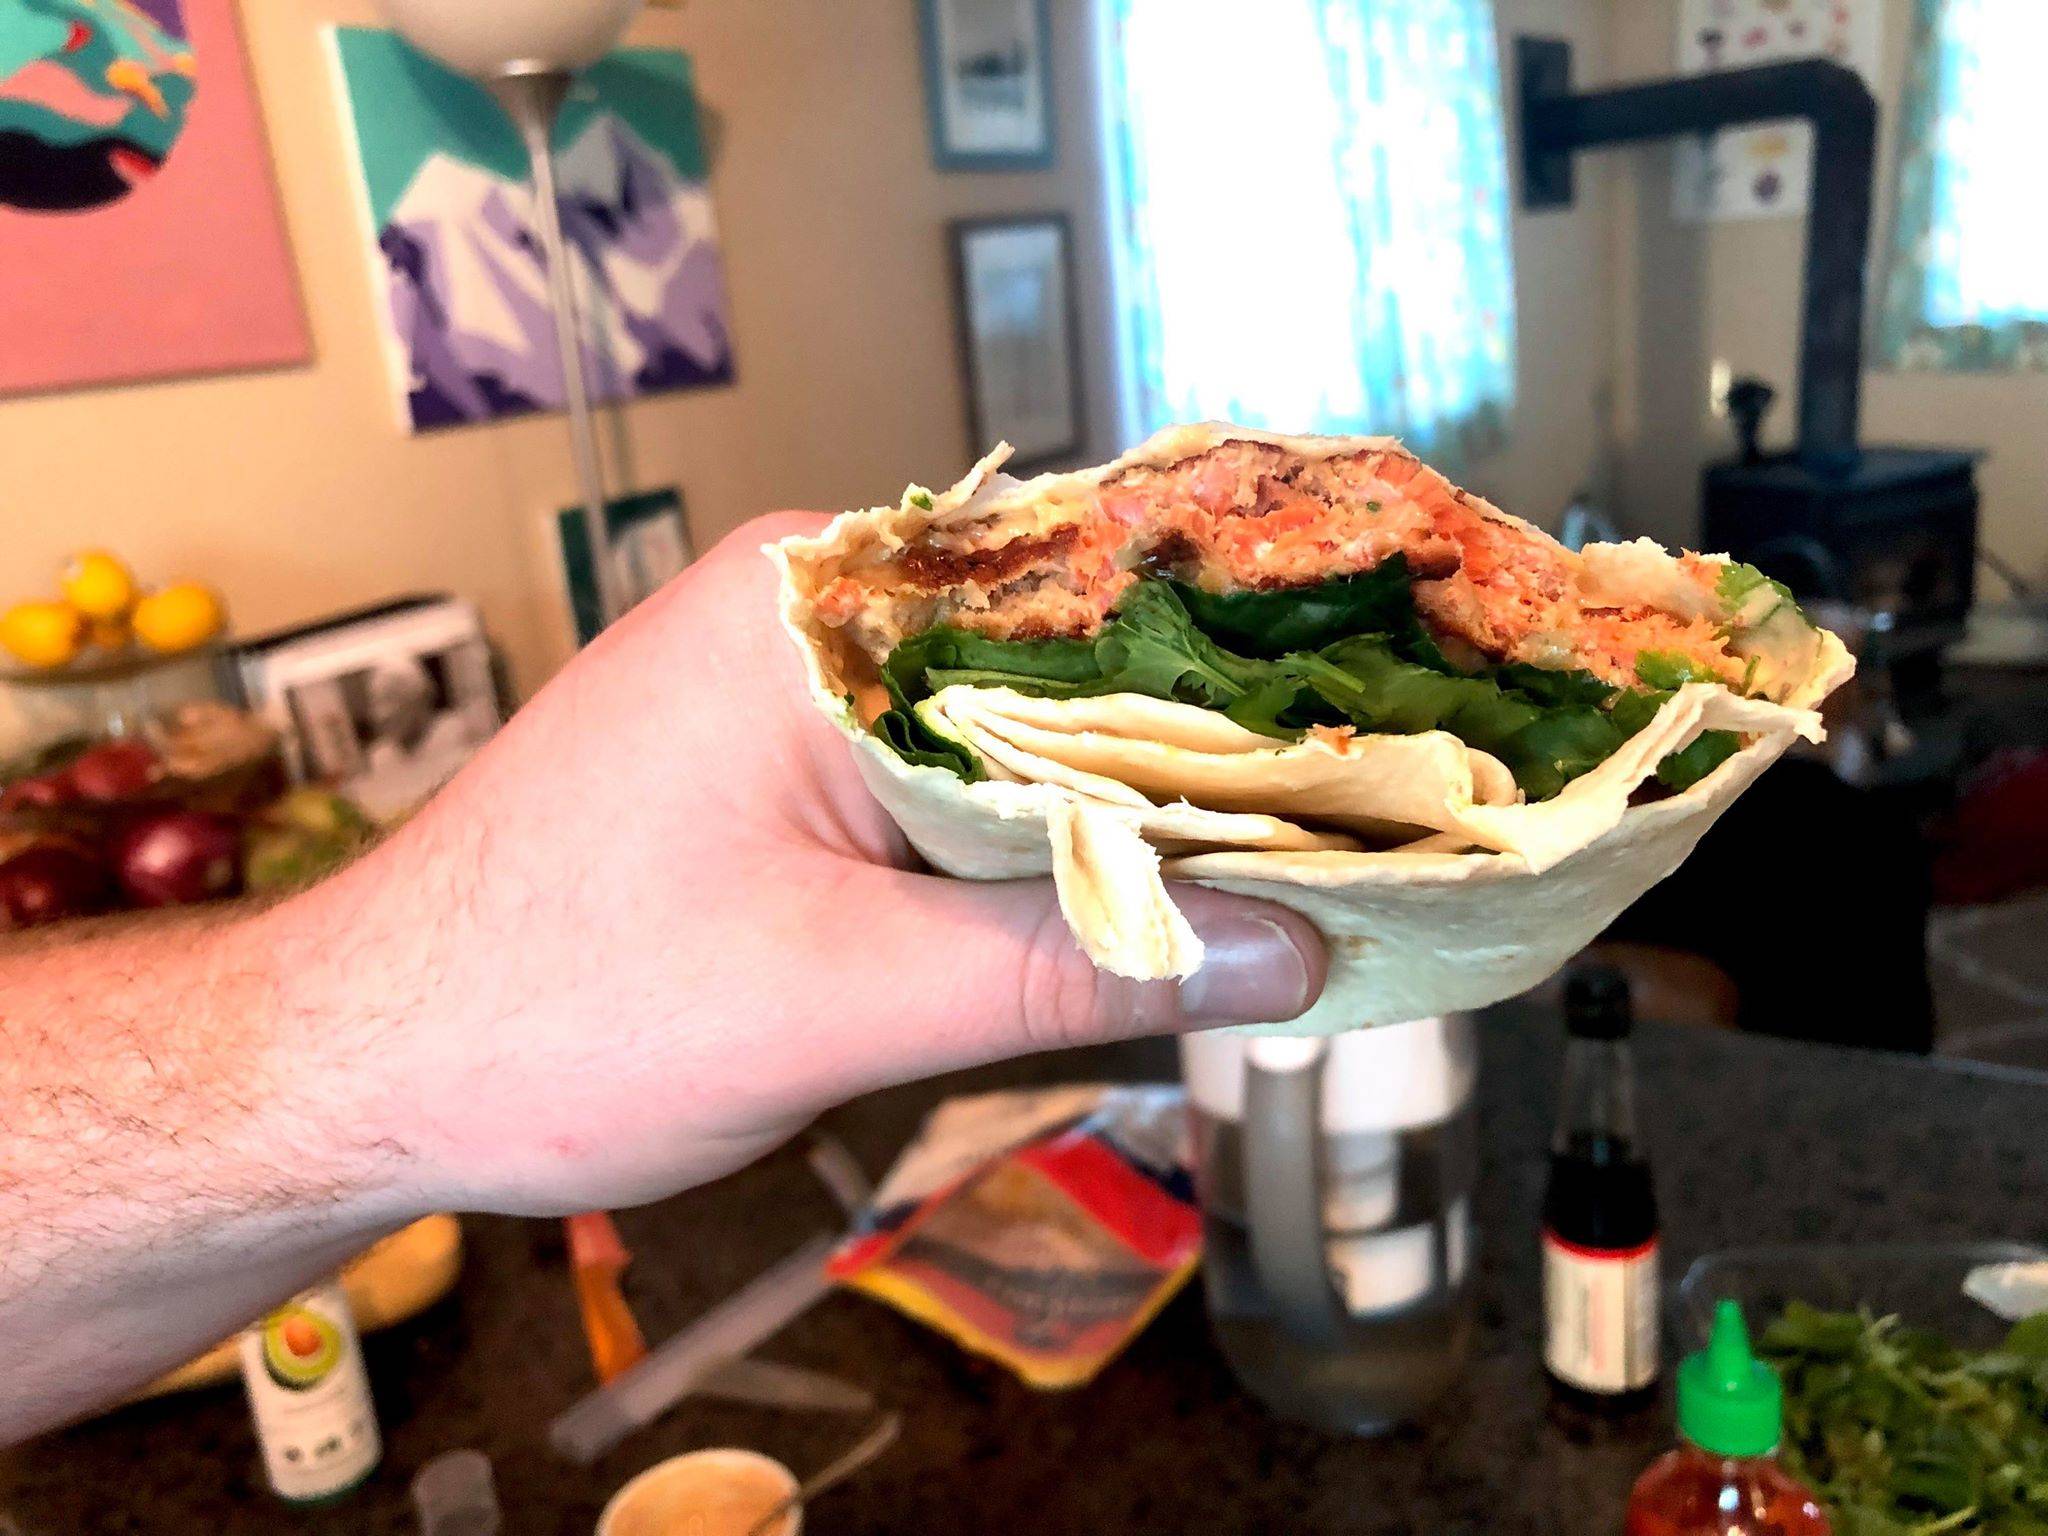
[11,1010,2048,1533]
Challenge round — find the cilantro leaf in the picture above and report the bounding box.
[1717,559,1795,611]
[1636,649,1725,690]
[1762,1303,2048,1533]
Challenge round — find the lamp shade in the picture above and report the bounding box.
[379,0,643,78]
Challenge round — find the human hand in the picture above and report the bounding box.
[284,515,1326,1217]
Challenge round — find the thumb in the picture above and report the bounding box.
[838,867,1329,1074]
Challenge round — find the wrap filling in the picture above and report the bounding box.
[811,439,1821,802]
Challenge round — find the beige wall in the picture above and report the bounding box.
[1471,0,1620,523]
[0,0,1121,698]
[0,0,1618,703]
[1608,0,2048,587]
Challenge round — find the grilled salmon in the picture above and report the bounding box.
[814,438,1740,692]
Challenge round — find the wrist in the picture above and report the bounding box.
[234,851,459,1227]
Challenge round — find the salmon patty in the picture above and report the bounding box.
[814,440,1740,692]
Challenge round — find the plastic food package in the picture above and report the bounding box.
[829,1086,1198,1388]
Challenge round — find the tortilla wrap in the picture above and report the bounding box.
[771,423,1854,1033]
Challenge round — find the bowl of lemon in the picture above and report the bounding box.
[2,550,226,681]
[1,551,237,768]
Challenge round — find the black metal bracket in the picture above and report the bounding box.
[1516,36,1877,469]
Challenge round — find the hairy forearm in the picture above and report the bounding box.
[0,886,433,1442]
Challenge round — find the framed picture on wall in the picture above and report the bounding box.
[554,489,696,647]
[949,214,1082,469]
[329,30,735,433]
[919,0,1054,170]
[0,0,310,396]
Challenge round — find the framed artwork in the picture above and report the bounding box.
[919,0,1053,170]
[0,0,309,396]
[327,29,736,433]
[234,596,501,825]
[1673,0,1882,221]
[949,214,1081,469]
[554,488,695,646]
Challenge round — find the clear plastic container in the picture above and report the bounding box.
[1678,1241,2048,1351]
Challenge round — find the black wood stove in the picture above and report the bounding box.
[1518,38,1981,639]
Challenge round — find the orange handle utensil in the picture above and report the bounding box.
[565,1211,646,1384]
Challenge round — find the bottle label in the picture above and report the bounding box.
[237,1284,381,1501]
[1542,1230,1660,1393]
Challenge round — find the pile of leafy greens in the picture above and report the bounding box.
[1763,1303,2048,1536]
[869,556,1742,802]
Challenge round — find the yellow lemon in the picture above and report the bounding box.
[0,601,83,669]
[59,550,136,621]
[132,582,225,654]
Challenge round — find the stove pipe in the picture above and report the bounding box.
[1517,40,1877,472]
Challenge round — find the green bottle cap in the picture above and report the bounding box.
[1677,1299,1782,1457]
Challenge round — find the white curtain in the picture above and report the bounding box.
[1098,0,1517,457]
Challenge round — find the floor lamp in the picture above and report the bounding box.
[380,0,645,633]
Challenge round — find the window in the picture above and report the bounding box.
[1878,0,2048,370]
[1097,0,1516,457]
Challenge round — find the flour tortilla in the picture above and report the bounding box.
[772,423,1854,1033]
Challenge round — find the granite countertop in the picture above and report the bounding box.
[9,1011,2048,1533]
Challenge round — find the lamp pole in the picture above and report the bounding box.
[490,66,625,632]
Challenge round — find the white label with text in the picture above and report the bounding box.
[1543,1231,1660,1393]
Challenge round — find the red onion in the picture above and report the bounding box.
[111,809,243,907]
[65,739,162,803]
[0,773,75,813]
[0,844,115,929]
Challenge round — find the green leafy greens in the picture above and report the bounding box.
[868,561,1743,801]
[1762,1303,2048,1536]
[1718,558,1797,616]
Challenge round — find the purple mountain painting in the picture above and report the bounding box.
[378,116,735,430]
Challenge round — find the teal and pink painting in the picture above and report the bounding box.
[0,0,307,393]
[0,0,192,208]
[329,28,736,432]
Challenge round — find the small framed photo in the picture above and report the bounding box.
[950,214,1082,469]
[233,596,502,824]
[555,489,696,647]
[920,0,1054,170]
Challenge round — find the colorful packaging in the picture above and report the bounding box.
[828,1085,1198,1388]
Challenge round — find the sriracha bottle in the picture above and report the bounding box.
[1542,965,1660,1409]
[1625,1300,1830,1536]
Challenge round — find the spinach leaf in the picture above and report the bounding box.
[1609,681,1744,792]
[871,704,985,780]
[1297,637,1515,735]
[1654,730,1742,791]
[1290,638,1629,801]
[868,625,1096,779]
[1170,558,1422,659]
[868,586,1294,770]
[872,571,1751,801]
[884,625,1102,699]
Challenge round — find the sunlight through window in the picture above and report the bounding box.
[1923,0,2048,327]
[1097,0,1516,455]
[1879,0,2048,368]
